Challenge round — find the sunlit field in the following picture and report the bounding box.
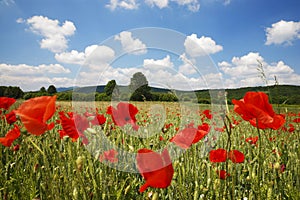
[0,94,299,200]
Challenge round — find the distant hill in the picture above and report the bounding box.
[1,84,299,104]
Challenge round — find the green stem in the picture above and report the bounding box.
[28,137,45,156]
[256,119,262,200]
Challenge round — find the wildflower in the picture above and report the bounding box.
[245,136,258,145]
[216,170,230,180]
[0,97,16,110]
[99,149,118,163]
[15,96,56,135]
[106,102,139,130]
[0,124,20,147]
[209,148,227,163]
[90,113,106,126]
[170,125,208,149]
[4,110,17,124]
[228,150,245,163]
[136,148,174,193]
[59,112,89,144]
[232,92,285,130]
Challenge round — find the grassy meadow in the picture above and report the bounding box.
[0,99,299,200]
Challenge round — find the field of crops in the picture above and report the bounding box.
[0,92,299,200]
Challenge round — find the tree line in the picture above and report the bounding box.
[1,72,300,105]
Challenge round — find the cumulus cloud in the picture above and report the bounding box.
[143,55,174,70]
[106,0,138,10]
[184,34,223,57]
[145,0,168,8]
[106,0,199,12]
[218,52,300,88]
[0,63,72,91]
[265,20,300,45]
[0,63,70,75]
[114,31,147,55]
[21,15,76,53]
[55,45,115,67]
[178,53,197,75]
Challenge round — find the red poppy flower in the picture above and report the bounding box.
[106,102,139,129]
[209,148,227,163]
[59,112,89,143]
[245,136,258,145]
[232,92,285,130]
[0,97,16,110]
[136,148,174,193]
[99,149,118,163]
[15,96,56,135]
[216,170,230,180]
[4,110,17,124]
[0,124,20,147]
[292,118,300,123]
[91,113,106,126]
[202,109,212,119]
[288,123,295,132]
[228,150,245,163]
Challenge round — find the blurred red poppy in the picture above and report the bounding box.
[136,148,174,193]
[91,113,106,126]
[245,136,258,145]
[99,149,118,163]
[0,124,20,147]
[228,150,245,163]
[107,102,139,130]
[0,97,16,110]
[15,96,56,135]
[59,112,89,144]
[209,148,227,163]
[170,124,209,149]
[202,109,212,119]
[232,92,285,130]
[4,110,17,124]
[292,118,300,123]
[216,170,230,180]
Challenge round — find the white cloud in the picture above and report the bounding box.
[0,63,70,75]
[143,55,174,69]
[178,53,197,75]
[145,0,169,9]
[23,15,76,53]
[106,0,199,12]
[106,0,138,10]
[172,0,200,12]
[218,52,300,88]
[55,45,115,67]
[114,31,147,55]
[184,34,223,57]
[265,20,300,45]
[0,63,73,91]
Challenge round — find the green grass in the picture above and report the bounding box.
[0,101,299,200]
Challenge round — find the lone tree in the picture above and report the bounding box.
[104,80,119,97]
[129,72,152,101]
[47,85,57,95]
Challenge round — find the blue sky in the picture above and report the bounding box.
[0,0,300,91]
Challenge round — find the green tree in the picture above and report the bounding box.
[104,80,119,97]
[47,85,57,95]
[40,87,47,93]
[129,72,152,101]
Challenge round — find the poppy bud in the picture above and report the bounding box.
[273,162,280,170]
[76,156,84,171]
[151,192,158,200]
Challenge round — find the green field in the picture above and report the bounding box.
[0,99,299,200]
